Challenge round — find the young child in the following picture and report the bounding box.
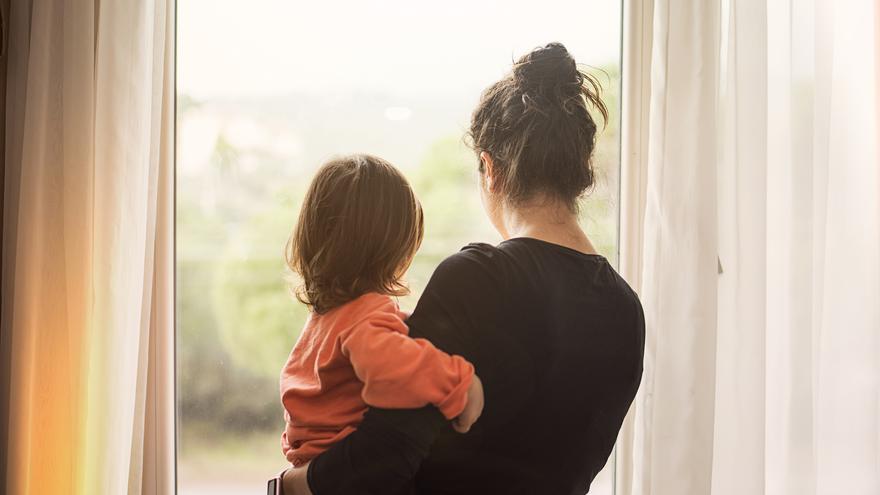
[279,154,484,468]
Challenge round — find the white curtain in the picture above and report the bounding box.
[618,0,880,494]
[1,0,175,494]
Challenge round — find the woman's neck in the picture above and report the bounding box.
[498,198,598,256]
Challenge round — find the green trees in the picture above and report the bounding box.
[212,209,306,378]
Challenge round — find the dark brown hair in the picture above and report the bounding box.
[285,154,424,314]
[468,42,608,210]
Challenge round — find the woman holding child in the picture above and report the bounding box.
[274,43,645,495]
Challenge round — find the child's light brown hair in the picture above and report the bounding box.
[285,154,424,314]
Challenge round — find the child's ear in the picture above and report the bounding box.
[479,151,496,192]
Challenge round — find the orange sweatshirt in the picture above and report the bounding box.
[279,292,475,466]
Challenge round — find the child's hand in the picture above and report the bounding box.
[453,374,484,433]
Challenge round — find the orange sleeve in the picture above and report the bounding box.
[340,309,474,420]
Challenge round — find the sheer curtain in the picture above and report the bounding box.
[1,1,174,493]
[618,0,879,494]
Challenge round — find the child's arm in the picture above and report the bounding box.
[340,309,476,421]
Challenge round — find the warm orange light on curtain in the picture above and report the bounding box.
[5,263,90,495]
[2,1,175,494]
[3,1,96,493]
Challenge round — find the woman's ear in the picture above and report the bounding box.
[479,151,496,192]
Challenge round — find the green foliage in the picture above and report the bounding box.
[412,137,495,247]
[177,204,283,433]
[211,134,240,175]
[211,210,308,378]
[177,137,306,436]
[204,182,306,377]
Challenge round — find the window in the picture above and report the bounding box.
[176,1,622,493]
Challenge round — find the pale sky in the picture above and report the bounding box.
[178,0,621,99]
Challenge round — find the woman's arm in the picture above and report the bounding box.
[305,406,446,494]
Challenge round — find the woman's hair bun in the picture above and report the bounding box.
[512,42,581,94]
[468,41,608,211]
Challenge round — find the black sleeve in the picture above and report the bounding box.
[306,246,505,495]
[306,406,446,495]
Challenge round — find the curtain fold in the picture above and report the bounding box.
[620,0,880,493]
[712,0,767,492]
[630,0,721,493]
[1,1,175,494]
[616,0,654,492]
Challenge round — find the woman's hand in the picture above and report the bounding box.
[281,464,313,495]
[453,374,484,433]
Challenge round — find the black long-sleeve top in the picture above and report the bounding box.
[307,238,645,495]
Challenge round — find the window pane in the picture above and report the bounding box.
[176,2,622,494]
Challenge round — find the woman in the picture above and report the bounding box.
[283,42,645,495]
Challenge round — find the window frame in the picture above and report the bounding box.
[172,1,636,491]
